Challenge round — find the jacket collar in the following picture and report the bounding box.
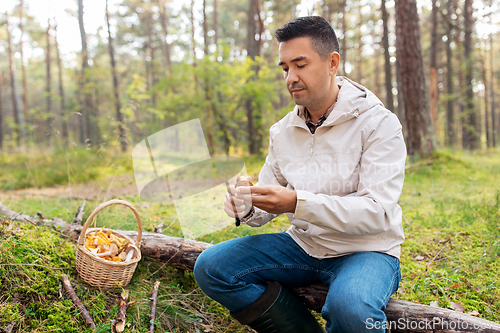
[287,76,384,130]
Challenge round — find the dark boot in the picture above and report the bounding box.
[231,281,326,333]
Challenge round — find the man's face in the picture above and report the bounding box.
[278,37,338,112]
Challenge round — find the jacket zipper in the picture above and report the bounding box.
[311,133,315,156]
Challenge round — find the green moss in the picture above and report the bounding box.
[2,149,500,331]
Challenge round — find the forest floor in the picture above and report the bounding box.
[0,148,500,332]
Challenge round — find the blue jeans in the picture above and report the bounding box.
[194,232,400,333]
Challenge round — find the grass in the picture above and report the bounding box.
[0,148,500,331]
[0,146,133,191]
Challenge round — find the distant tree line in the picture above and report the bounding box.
[0,0,498,158]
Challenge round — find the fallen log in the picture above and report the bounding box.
[0,202,82,239]
[117,230,500,333]
[2,201,500,332]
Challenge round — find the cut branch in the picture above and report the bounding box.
[61,274,96,329]
[149,280,160,333]
[73,200,86,224]
[154,222,164,234]
[115,289,129,333]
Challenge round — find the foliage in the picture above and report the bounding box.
[1,149,500,331]
[0,146,132,191]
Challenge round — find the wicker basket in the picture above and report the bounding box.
[76,199,143,289]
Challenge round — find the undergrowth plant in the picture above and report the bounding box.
[0,146,132,191]
[0,149,500,331]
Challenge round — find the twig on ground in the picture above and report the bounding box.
[115,289,129,333]
[73,200,86,224]
[24,217,37,226]
[5,321,15,333]
[149,280,161,333]
[154,222,164,234]
[427,239,450,267]
[61,274,96,329]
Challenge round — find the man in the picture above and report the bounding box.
[194,16,406,333]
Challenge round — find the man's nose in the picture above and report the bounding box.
[285,69,299,86]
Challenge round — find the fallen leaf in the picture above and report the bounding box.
[450,302,466,312]
[415,255,425,261]
[449,283,459,289]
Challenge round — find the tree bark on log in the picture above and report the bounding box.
[116,231,500,333]
[1,202,499,332]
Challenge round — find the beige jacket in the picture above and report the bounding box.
[244,77,406,259]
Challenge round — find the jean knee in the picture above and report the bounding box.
[194,247,216,289]
[322,291,385,332]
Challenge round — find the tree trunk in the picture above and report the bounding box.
[381,0,395,113]
[213,0,218,45]
[341,0,347,76]
[491,34,496,147]
[190,0,196,63]
[356,8,363,84]
[245,0,263,155]
[463,0,479,150]
[445,0,455,148]
[395,0,435,158]
[54,23,68,146]
[373,33,381,97]
[145,4,157,105]
[429,0,439,129]
[6,12,26,148]
[77,0,90,145]
[202,0,215,154]
[0,70,4,150]
[203,0,209,56]
[106,0,127,153]
[246,0,257,154]
[246,0,257,60]
[482,51,490,148]
[19,0,29,125]
[46,20,53,146]
[158,0,171,70]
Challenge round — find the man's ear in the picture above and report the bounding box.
[329,52,340,75]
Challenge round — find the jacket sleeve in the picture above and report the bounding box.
[242,123,286,227]
[293,112,407,235]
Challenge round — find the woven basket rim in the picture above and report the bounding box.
[78,228,141,266]
[77,243,141,267]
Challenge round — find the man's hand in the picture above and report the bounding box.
[224,184,253,219]
[236,185,297,214]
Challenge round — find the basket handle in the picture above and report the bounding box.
[78,199,143,246]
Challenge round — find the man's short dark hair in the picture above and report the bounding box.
[275,16,340,60]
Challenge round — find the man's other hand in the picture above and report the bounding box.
[239,185,297,214]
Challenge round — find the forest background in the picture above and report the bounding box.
[0,0,498,157]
